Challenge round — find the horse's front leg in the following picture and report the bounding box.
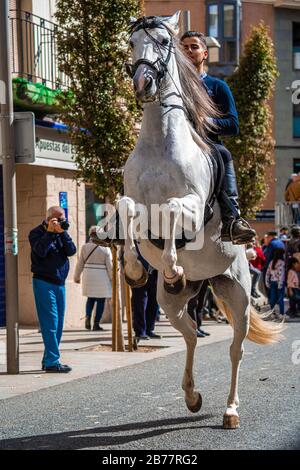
[118,196,148,287]
[161,194,203,294]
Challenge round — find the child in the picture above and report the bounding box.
[265,248,286,317]
[287,253,300,317]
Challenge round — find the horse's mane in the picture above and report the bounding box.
[172,37,220,153]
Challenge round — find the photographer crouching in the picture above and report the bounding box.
[29,206,76,373]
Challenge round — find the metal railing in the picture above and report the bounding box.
[275,202,300,229]
[9,9,70,90]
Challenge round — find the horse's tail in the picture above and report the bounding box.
[214,297,285,344]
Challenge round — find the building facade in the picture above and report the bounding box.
[0,0,97,327]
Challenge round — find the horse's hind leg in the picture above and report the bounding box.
[157,276,203,412]
[210,271,250,429]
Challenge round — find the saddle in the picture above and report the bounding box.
[148,144,225,250]
[204,143,225,225]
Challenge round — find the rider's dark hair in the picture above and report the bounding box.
[180,31,207,49]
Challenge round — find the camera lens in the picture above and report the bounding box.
[59,220,70,230]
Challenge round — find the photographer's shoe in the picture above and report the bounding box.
[44,364,72,373]
[85,316,91,330]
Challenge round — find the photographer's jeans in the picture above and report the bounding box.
[33,278,66,367]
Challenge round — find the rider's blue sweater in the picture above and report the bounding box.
[201,74,239,142]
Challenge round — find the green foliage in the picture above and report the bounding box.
[55,0,141,201]
[225,23,279,219]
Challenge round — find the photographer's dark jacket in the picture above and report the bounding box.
[29,223,77,285]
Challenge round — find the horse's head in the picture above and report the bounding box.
[126,12,180,102]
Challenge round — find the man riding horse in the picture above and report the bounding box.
[181,31,256,245]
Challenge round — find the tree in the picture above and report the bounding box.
[55,0,142,201]
[225,23,279,219]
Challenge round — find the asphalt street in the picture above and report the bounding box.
[0,324,299,450]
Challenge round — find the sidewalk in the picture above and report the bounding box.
[0,316,233,400]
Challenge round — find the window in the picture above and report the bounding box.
[223,4,234,38]
[223,41,236,62]
[293,23,300,70]
[206,1,239,66]
[293,158,300,173]
[208,4,218,37]
[294,103,300,138]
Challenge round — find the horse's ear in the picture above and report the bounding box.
[129,16,137,25]
[163,10,181,34]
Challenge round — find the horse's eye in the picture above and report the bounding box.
[162,38,169,46]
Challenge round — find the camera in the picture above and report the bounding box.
[58,219,70,230]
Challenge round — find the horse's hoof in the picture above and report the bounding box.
[164,273,186,294]
[125,268,148,288]
[223,413,240,429]
[186,393,202,413]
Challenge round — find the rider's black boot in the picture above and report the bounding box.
[218,161,256,244]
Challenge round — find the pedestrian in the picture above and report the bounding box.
[181,31,256,245]
[74,226,112,331]
[286,226,300,259]
[286,253,300,318]
[285,173,300,202]
[263,231,285,266]
[29,206,76,373]
[187,280,211,337]
[131,246,161,341]
[248,240,266,298]
[279,226,289,240]
[265,247,286,318]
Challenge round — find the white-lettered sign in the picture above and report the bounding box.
[35,138,76,162]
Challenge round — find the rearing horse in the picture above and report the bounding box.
[118,12,283,429]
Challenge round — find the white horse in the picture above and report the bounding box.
[118,12,283,429]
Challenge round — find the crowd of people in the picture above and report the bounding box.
[246,226,300,320]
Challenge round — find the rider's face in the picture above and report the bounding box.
[181,37,208,68]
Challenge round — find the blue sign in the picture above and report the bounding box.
[59,192,68,221]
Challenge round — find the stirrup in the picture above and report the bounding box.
[221,218,255,244]
[230,218,256,245]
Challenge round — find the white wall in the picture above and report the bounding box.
[31,0,56,21]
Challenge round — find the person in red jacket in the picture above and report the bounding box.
[250,241,266,271]
[248,240,266,297]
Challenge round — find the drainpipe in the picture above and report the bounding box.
[0,0,19,374]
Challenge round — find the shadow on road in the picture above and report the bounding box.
[0,414,215,450]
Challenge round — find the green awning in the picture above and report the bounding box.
[13,77,73,115]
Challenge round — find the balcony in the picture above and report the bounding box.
[274,0,300,9]
[9,9,69,90]
[275,202,300,229]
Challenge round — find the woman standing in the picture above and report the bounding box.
[74,226,112,331]
[265,248,286,318]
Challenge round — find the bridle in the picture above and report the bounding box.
[125,17,175,95]
[125,16,190,119]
